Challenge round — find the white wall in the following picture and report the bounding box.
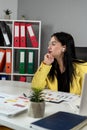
[0,0,18,19]
[0,0,87,61]
[17,0,87,61]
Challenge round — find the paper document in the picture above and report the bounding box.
[0,93,29,116]
[43,89,80,103]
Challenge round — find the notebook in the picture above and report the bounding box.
[0,93,29,116]
[79,73,87,116]
[30,111,87,130]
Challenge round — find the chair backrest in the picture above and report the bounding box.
[75,47,87,61]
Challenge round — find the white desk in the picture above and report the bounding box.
[0,81,86,130]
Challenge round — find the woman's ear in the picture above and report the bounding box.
[62,48,65,52]
[62,45,66,52]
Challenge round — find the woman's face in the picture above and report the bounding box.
[48,36,66,59]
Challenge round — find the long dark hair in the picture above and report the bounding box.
[48,32,77,92]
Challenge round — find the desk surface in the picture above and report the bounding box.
[0,80,86,130]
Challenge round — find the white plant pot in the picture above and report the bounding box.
[28,101,45,118]
[4,14,10,19]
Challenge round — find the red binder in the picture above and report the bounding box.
[0,49,6,72]
[6,49,12,73]
[14,22,20,47]
[26,24,38,47]
[20,23,26,47]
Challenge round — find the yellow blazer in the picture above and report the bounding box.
[32,62,87,95]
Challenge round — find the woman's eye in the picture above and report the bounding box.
[48,41,57,46]
[51,41,57,45]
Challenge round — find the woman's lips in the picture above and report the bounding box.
[48,51,52,53]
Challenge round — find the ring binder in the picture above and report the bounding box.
[19,50,26,74]
[27,50,34,74]
[14,22,20,47]
[20,23,26,47]
[0,21,12,46]
[26,24,38,47]
[6,49,12,73]
[0,49,6,72]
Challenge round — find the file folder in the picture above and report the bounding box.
[20,23,26,47]
[0,49,6,72]
[0,28,5,46]
[27,50,34,74]
[19,76,26,82]
[19,50,26,74]
[26,24,38,47]
[0,21,12,46]
[6,49,12,73]
[14,22,20,47]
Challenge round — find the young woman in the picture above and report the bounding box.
[32,32,87,95]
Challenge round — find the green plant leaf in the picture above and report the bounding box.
[30,87,44,102]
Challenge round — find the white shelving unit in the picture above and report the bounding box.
[0,19,41,82]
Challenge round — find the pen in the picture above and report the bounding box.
[23,93,27,97]
[23,93,30,98]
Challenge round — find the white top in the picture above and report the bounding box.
[0,80,86,130]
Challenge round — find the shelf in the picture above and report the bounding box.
[0,19,41,82]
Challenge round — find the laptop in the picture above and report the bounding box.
[79,73,87,116]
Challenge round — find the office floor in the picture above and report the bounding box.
[0,126,13,130]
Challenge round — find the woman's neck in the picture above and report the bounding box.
[56,58,65,73]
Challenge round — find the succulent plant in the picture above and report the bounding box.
[4,9,12,15]
[30,87,44,102]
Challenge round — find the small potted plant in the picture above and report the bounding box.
[4,9,12,19]
[21,15,26,20]
[28,87,45,118]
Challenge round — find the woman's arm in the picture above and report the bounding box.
[32,62,52,89]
